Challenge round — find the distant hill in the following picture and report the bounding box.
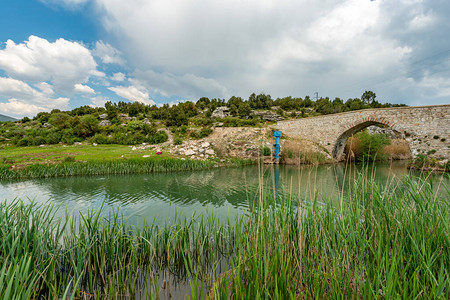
[0,114,17,122]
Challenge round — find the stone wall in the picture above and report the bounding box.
[273,105,450,161]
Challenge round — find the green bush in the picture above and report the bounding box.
[189,131,200,139]
[262,146,271,156]
[174,136,183,145]
[90,133,112,145]
[354,130,391,162]
[147,131,168,144]
[199,127,213,138]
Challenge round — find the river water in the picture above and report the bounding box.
[1,161,448,225]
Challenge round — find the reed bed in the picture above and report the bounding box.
[1,173,449,299]
[0,158,216,180]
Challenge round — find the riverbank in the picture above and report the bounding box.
[1,174,448,299]
[0,144,255,180]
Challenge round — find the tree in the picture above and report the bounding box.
[238,102,252,118]
[361,91,376,105]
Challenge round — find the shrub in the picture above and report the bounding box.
[147,130,168,144]
[174,136,183,145]
[199,127,213,138]
[262,146,271,156]
[90,133,111,145]
[353,130,391,161]
[189,131,200,139]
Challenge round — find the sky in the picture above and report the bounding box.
[0,0,449,118]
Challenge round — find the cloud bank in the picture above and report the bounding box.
[1,0,449,118]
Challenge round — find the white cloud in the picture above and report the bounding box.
[110,72,126,82]
[0,99,47,118]
[89,96,110,108]
[108,85,155,105]
[91,0,450,105]
[0,77,70,117]
[0,77,35,98]
[132,69,229,99]
[0,97,70,119]
[0,35,102,93]
[93,41,125,65]
[34,82,55,96]
[74,83,96,95]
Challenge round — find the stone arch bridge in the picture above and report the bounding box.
[273,105,450,161]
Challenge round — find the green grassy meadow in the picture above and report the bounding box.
[0,144,164,167]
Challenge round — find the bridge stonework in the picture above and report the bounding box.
[274,105,450,161]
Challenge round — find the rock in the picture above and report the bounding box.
[93,143,98,146]
[253,111,284,122]
[205,149,215,155]
[211,106,230,118]
[198,148,205,153]
[143,118,152,125]
[132,146,137,150]
[201,141,210,148]
[43,122,52,128]
[99,113,108,119]
[99,120,111,126]
[366,125,400,139]
[185,149,195,156]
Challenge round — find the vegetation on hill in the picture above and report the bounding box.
[0,91,405,148]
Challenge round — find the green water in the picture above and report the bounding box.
[1,161,448,224]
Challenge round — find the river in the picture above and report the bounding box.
[1,161,448,225]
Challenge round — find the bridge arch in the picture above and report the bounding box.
[332,119,406,160]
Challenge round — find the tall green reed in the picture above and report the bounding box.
[0,170,448,299]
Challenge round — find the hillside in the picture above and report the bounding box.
[0,114,17,122]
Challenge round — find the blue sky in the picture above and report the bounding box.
[0,0,449,118]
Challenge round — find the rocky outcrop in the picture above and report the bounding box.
[253,111,284,122]
[211,106,230,118]
[99,120,111,126]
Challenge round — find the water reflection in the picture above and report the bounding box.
[1,161,448,225]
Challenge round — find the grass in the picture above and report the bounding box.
[0,144,257,180]
[0,144,164,168]
[1,170,449,299]
[280,139,331,165]
[0,157,216,180]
